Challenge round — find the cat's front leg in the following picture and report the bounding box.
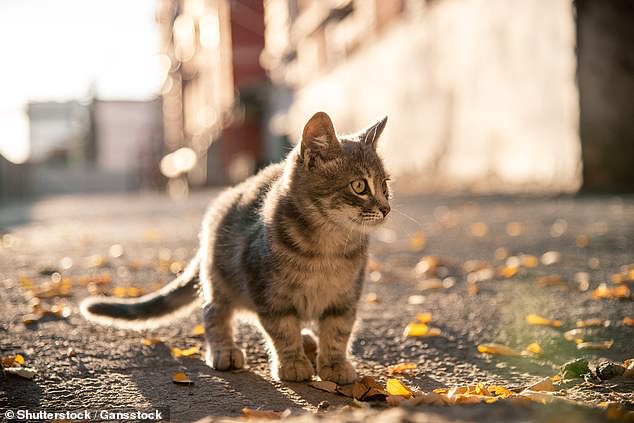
[317,308,357,384]
[260,313,315,382]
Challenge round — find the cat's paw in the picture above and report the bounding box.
[318,360,357,384]
[206,347,245,371]
[277,356,315,382]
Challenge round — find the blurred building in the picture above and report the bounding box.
[158,0,272,186]
[0,155,28,204]
[23,98,163,197]
[262,0,633,193]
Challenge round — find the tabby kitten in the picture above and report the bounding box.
[80,112,391,383]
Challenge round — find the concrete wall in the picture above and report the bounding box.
[285,0,581,193]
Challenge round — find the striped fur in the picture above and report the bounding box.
[80,112,391,384]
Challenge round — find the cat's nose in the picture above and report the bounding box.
[379,205,391,217]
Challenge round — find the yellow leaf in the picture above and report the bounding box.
[624,317,634,327]
[477,343,521,356]
[525,343,542,355]
[14,354,25,366]
[498,265,519,279]
[385,379,413,398]
[592,283,630,299]
[526,314,562,328]
[192,324,205,336]
[172,372,193,385]
[142,338,163,346]
[520,255,539,268]
[387,362,417,375]
[576,340,614,350]
[575,318,606,328]
[171,346,200,357]
[416,312,433,323]
[488,385,513,398]
[404,323,428,337]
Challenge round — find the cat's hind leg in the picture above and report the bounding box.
[203,300,245,370]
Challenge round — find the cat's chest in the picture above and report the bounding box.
[286,262,360,320]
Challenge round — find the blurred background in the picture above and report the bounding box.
[0,0,632,204]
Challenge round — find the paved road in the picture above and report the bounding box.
[1,191,633,422]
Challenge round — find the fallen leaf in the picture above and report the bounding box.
[385,379,413,398]
[527,377,554,392]
[2,354,25,367]
[172,372,193,385]
[526,314,562,328]
[576,340,614,350]
[403,392,449,406]
[477,343,521,356]
[192,324,205,336]
[308,380,338,394]
[520,255,539,268]
[142,338,163,346]
[563,328,585,342]
[624,317,634,327]
[497,265,519,279]
[488,386,513,398]
[525,343,543,355]
[4,367,36,380]
[387,362,417,375]
[418,278,444,291]
[518,390,555,404]
[171,346,200,357]
[416,312,433,323]
[366,292,380,304]
[576,318,606,328]
[404,323,428,337]
[335,385,353,397]
[242,407,291,420]
[592,283,631,299]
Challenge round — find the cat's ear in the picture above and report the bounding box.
[300,112,341,167]
[360,116,388,149]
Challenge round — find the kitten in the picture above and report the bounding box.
[80,112,391,384]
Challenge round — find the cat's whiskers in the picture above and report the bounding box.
[390,206,424,229]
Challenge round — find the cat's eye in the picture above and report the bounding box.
[351,179,367,195]
[382,180,388,195]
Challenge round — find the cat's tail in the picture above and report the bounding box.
[79,251,201,330]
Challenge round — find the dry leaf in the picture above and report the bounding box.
[576,340,614,350]
[4,367,36,380]
[171,346,200,357]
[520,255,539,268]
[404,323,428,337]
[488,386,513,398]
[526,314,562,328]
[242,408,290,420]
[416,312,433,323]
[525,343,543,355]
[497,265,519,279]
[142,338,163,346]
[527,377,554,392]
[192,324,205,336]
[623,317,634,327]
[404,392,449,406]
[335,385,353,397]
[576,318,606,328]
[477,343,521,356]
[308,380,338,394]
[518,390,555,404]
[2,354,25,367]
[385,379,413,398]
[563,328,584,342]
[172,372,193,385]
[387,362,417,375]
[592,283,631,299]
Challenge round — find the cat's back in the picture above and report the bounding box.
[203,161,285,237]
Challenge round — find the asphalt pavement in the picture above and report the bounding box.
[1,190,633,422]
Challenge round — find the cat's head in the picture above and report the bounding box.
[292,111,391,231]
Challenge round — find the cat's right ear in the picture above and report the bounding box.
[300,112,341,169]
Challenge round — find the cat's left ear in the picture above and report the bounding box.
[360,116,388,149]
